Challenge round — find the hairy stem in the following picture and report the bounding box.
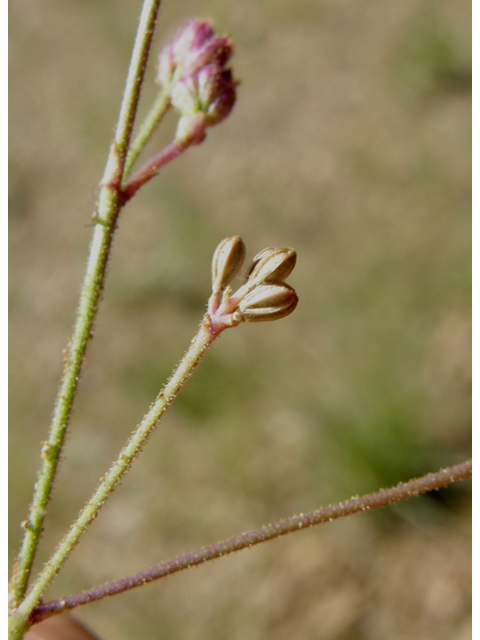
[123,90,171,180]
[14,315,220,632]
[9,0,164,619]
[28,459,472,623]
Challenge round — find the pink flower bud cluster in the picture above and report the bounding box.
[158,20,238,144]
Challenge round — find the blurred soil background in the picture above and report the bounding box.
[9,0,471,638]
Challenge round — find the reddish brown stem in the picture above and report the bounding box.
[30,459,471,625]
[121,139,189,202]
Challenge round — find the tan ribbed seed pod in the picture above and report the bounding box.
[235,283,298,322]
[211,236,246,293]
[246,247,296,284]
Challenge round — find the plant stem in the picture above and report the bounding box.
[121,138,190,202]
[9,0,164,618]
[13,315,220,633]
[28,459,472,623]
[123,90,171,180]
[113,1,164,164]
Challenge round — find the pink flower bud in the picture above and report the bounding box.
[158,20,234,86]
[157,42,176,88]
[157,19,237,144]
[176,113,208,146]
[183,35,234,77]
[197,65,237,125]
[158,21,211,87]
[173,65,237,143]
[172,20,215,59]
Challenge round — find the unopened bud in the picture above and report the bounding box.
[157,43,176,88]
[247,248,297,285]
[183,34,234,77]
[172,64,238,144]
[235,283,298,322]
[212,236,246,294]
[172,20,215,62]
[175,113,207,145]
[198,65,237,125]
[157,20,217,87]
[157,19,237,145]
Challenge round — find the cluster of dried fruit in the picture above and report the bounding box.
[208,236,298,328]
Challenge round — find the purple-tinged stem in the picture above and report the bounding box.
[121,139,189,202]
[29,459,472,624]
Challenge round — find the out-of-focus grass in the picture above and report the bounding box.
[10,1,471,639]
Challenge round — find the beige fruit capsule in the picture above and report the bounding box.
[211,236,246,294]
[246,247,296,284]
[235,283,298,322]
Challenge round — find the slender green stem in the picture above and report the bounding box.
[123,90,171,180]
[13,316,219,633]
[9,0,164,618]
[113,1,164,164]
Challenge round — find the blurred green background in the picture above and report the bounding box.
[9,0,471,639]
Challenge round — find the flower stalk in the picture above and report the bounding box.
[10,12,241,636]
[9,0,164,625]
[121,137,190,202]
[14,315,220,628]
[10,237,298,638]
[10,9,242,627]
[29,459,472,624]
[123,89,171,181]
